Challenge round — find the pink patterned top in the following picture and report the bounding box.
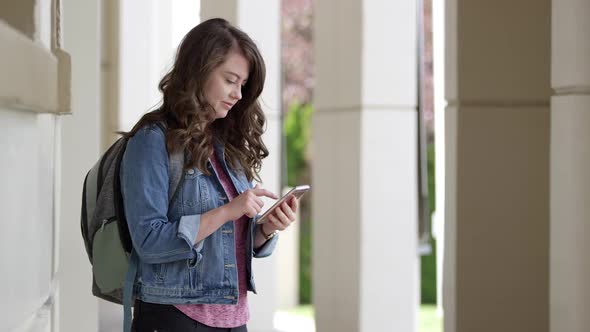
[174,152,250,328]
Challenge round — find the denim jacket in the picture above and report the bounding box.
[120,123,278,305]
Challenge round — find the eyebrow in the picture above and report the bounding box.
[225,71,248,81]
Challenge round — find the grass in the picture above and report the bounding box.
[282,304,442,332]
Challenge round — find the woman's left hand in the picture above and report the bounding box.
[263,195,299,232]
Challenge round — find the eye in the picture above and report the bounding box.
[226,79,237,85]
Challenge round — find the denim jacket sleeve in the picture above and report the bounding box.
[121,126,201,264]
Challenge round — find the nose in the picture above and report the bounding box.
[230,85,242,101]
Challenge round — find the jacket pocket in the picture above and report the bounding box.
[183,168,211,212]
[152,263,167,283]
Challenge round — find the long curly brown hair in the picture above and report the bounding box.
[125,18,268,182]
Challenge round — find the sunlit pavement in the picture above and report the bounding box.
[274,311,316,332]
[273,305,443,332]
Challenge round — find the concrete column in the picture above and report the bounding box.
[432,0,446,317]
[101,0,120,151]
[443,1,551,331]
[59,0,102,331]
[200,2,282,332]
[550,1,590,331]
[313,1,419,331]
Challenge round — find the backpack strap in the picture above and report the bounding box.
[168,150,185,208]
[154,121,185,207]
[123,249,138,332]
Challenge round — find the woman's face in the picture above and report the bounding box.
[204,50,250,119]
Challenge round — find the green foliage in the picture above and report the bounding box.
[427,143,436,214]
[421,238,437,303]
[421,142,437,304]
[284,103,313,187]
[299,219,312,304]
[284,102,314,304]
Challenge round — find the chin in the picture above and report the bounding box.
[215,111,229,119]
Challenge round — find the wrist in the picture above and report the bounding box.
[260,223,277,240]
[209,205,231,226]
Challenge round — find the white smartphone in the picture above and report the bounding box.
[255,185,311,225]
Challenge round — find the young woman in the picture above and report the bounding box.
[120,18,298,332]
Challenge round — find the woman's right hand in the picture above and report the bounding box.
[223,184,278,220]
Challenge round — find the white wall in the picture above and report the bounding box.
[0,1,59,331]
[0,111,57,332]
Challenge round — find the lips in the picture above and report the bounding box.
[222,101,234,110]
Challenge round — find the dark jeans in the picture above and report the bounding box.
[132,300,248,332]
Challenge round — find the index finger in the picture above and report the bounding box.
[252,188,279,199]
